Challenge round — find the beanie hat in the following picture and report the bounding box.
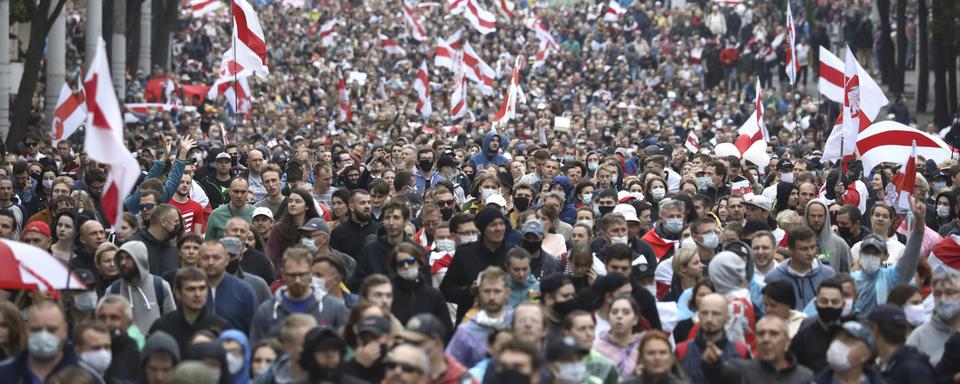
[592,272,629,295]
[475,206,504,235]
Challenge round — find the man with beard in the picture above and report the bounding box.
[129,204,183,277]
[330,189,378,260]
[168,173,204,234]
[676,294,751,383]
[298,326,366,383]
[108,240,176,334]
[446,266,513,368]
[0,301,103,383]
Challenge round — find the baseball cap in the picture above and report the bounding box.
[742,194,772,212]
[253,207,274,221]
[484,194,507,208]
[21,221,51,239]
[215,152,232,161]
[617,190,636,203]
[778,159,794,172]
[304,326,347,354]
[613,204,639,222]
[859,234,887,254]
[867,304,908,330]
[301,218,330,234]
[836,320,876,353]
[357,316,390,337]
[940,158,957,171]
[398,314,447,343]
[521,220,545,237]
[545,336,589,361]
[220,237,243,255]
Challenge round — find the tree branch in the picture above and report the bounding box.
[42,0,67,36]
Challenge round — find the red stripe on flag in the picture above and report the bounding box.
[857,131,944,154]
[819,61,843,87]
[232,1,267,63]
[467,0,496,28]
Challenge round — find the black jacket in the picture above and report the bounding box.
[148,309,232,358]
[348,228,423,291]
[788,316,837,373]
[813,363,885,384]
[69,245,101,289]
[391,275,454,338]
[440,239,512,323]
[105,331,141,384]
[330,216,379,260]
[881,345,934,384]
[241,248,275,284]
[129,229,180,277]
[936,332,960,384]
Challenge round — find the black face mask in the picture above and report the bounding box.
[522,239,542,254]
[483,364,532,384]
[441,207,455,221]
[419,159,433,172]
[817,305,843,324]
[226,257,241,275]
[837,226,852,239]
[167,223,183,241]
[598,205,615,217]
[514,196,531,212]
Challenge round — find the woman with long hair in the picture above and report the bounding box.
[266,190,320,268]
[853,203,905,267]
[0,301,25,360]
[50,209,77,261]
[387,243,451,330]
[662,249,703,302]
[621,331,689,383]
[593,295,646,377]
[329,188,351,230]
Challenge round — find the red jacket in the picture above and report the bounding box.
[431,355,476,384]
[719,48,739,68]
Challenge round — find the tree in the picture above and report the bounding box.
[931,0,949,127]
[152,0,180,69]
[917,0,928,112]
[877,0,896,87]
[6,0,67,152]
[894,0,906,93]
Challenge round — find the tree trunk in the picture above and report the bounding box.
[949,42,957,116]
[151,0,178,69]
[932,0,949,127]
[127,0,141,74]
[895,0,907,93]
[917,0,929,112]
[6,0,67,152]
[877,0,896,86]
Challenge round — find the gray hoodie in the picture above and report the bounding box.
[113,241,177,334]
[141,331,181,367]
[803,199,852,273]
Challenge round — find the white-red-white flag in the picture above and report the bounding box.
[231,0,268,78]
[451,0,496,35]
[82,38,140,228]
[414,60,432,120]
[889,140,917,213]
[434,30,463,70]
[785,2,799,85]
[604,0,625,22]
[337,69,351,123]
[685,130,700,153]
[189,0,223,18]
[380,34,406,56]
[818,45,888,121]
[462,42,496,95]
[51,83,86,146]
[492,55,526,126]
[402,0,427,41]
[450,49,467,121]
[495,0,514,18]
[319,19,337,47]
[857,121,956,175]
[715,78,770,167]
[223,77,252,113]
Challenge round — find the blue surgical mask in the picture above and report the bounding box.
[665,218,684,234]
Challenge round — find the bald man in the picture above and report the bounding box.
[703,316,814,383]
[676,294,750,383]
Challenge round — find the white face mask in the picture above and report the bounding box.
[859,254,882,275]
[681,237,698,250]
[937,205,951,218]
[226,352,244,374]
[555,361,587,382]
[644,284,657,297]
[311,276,328,296]
[700,232,719,249]
[398,266,419,281]
[826,340,852,371]
[80,348,112,372]
[481,188,500,201]
[460,234,478,244]
[610,236,629,245]
[651,187,666,200]
[780,172,795,183]
[435,239,456,252]
[301,238,318,251]
[904,303,928,327]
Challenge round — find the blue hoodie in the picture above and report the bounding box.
[219,330,251,384]
[468,131,510,171]
[548,176,577,225]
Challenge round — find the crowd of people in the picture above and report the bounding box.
[4,0,960,383]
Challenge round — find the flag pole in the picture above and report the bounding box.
[231,1,240,172]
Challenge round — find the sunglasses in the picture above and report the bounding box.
[25,142,37,147]
[142,203,156,210]
[395,256,417,268]
[437,199,456,208]
[384,361,422,374]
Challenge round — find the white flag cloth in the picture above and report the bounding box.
[714,78,769,168]
[82,38,140,227]
[818,46,887,121]
[51,83,86,146]
[785,2,799,85]
[414,60,432,120]
[320,19,337,47]
[857,121,955,175]
[492,55,526,126]
[231,0,269,78]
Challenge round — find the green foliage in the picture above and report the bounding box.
[11,0,31,23]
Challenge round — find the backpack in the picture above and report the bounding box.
[675,340,749,361]
[110,276,166,310]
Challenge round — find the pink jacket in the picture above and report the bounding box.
[593,330,643,378]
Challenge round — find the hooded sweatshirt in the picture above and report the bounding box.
[129,227,181,277]
[548,176,578,225]
[141,331,181,373]
[709,251,757,355]
[803,199,852,273]
[218,330,251,384]
[764,258,836,311]
[249,286,348,344]
[185,342,229,384]
[468,131,510,171]
[112,240,177,334]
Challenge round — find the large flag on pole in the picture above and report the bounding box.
[856,121,955,174]
[402,0,427,41]
[818,45,888,124]
[414,60,432,120]
[337,69,351,123]
[492,55,526,126]
[51,83,86,146]
[82,38,140,227]
[449,49,467,121]
[889,140,917,213]
[231,0,269,78]
[784,2,799,85]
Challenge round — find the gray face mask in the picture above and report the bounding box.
[73,291,99,312]
[28,330,62,361]
[664,218,684,234]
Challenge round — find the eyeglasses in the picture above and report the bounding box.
[384,361,423,374]
[142,203,156,210]
[437,199,456,208]
[395,256,417,267]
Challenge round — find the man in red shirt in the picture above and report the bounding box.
[170,173,205,233]
[719,42,740,92]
